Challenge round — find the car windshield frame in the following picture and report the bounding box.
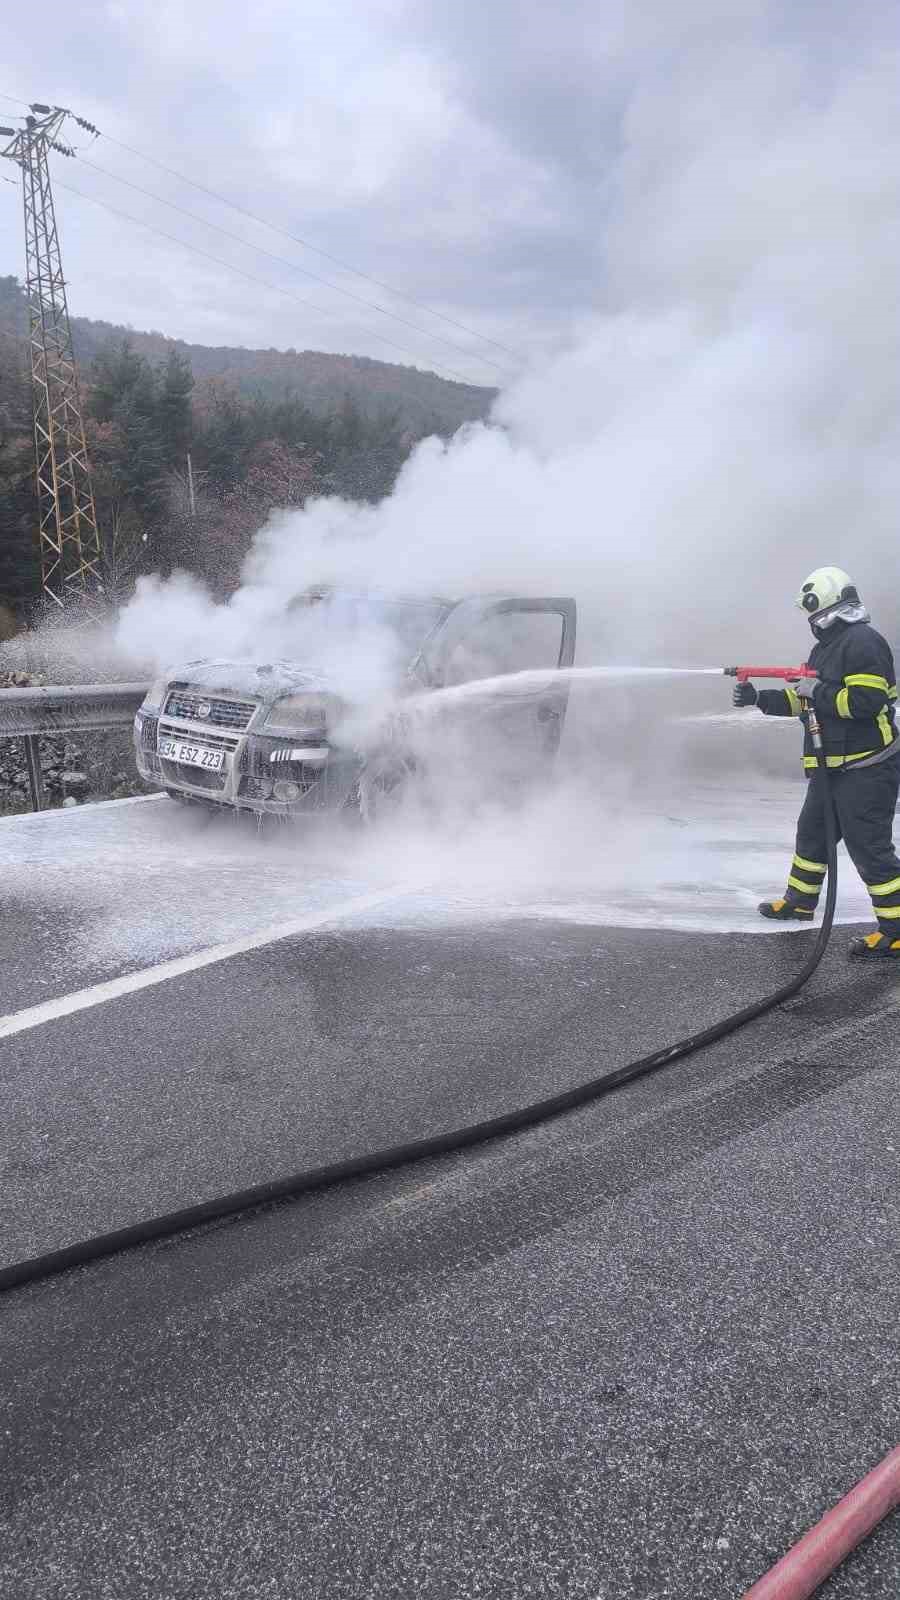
[286,589,452,663]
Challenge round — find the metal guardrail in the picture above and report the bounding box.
[0,683,149,812]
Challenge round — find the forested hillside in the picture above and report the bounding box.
[0,276,494,617]
[0,277,493,430]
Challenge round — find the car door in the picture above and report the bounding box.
[428,596,577,771]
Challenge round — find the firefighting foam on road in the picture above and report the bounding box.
[0,771,875,978]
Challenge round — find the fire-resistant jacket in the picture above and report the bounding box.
[757,619,898,770]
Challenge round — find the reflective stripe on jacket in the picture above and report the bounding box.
[756,619,897,769]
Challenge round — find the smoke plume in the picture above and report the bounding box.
[114,3,899,689]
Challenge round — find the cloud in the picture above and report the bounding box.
[0,0,568,371]
[1,0,896,385]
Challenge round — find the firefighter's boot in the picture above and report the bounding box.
[757,898,815,922]
[848,931,900,959]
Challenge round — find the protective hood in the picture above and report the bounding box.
[809,601,871,636]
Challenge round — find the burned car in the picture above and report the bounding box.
[133,589,577,819]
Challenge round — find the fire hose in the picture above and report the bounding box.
[1,670,894,1591]
[741,1443,900,1599]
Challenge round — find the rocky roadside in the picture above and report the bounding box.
[0,670,157,814]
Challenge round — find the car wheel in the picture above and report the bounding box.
[356,753,418,823]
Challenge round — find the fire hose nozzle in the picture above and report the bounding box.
[723,664,817,682]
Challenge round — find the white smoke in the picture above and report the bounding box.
[117,572,410,715]
[114,5,900,688]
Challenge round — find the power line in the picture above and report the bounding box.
[53,177,487,387]
[101,132,524,363]
[1,92,522,369]
[77,155,512,377]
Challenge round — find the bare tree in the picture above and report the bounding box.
[97,503,147,605]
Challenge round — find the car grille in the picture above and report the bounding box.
[164,690,256,730]
[238,739,327,799]
[140,714,159,750]
[158,721,238,754]
[157,720,240,794]
[240,738,285,775]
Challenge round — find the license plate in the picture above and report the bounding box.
[158,737,227,772]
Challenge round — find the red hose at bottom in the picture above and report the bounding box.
[740,1443,900,1599]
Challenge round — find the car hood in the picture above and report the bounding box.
[170,658,334,708]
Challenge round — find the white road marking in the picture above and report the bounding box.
[0,887,402,1042]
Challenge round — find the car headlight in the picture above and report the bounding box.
[264,692,342,733]
[141,676,169,712]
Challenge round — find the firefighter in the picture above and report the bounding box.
[733,566,900,957]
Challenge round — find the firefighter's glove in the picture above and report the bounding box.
[732,681,757,707]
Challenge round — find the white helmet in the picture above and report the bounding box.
[795,566,859,618]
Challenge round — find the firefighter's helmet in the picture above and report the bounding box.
[795,566,858,618]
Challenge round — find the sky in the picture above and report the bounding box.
[1,0,889,388]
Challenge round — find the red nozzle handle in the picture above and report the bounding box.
[724,665,816,682]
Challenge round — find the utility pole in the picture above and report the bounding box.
[0,104,102,609]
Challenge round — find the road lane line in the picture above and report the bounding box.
[0,888,402,1042]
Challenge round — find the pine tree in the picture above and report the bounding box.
[88,340,165,522]
[156,348,194,466]
[0,339,40,615]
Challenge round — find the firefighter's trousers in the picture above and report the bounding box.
[784,752,900,933]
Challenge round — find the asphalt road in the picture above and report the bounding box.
[0,796,898,1598]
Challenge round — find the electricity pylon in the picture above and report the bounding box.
[0,104,102,608]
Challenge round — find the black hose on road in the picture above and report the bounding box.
[0,765,839,1296]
